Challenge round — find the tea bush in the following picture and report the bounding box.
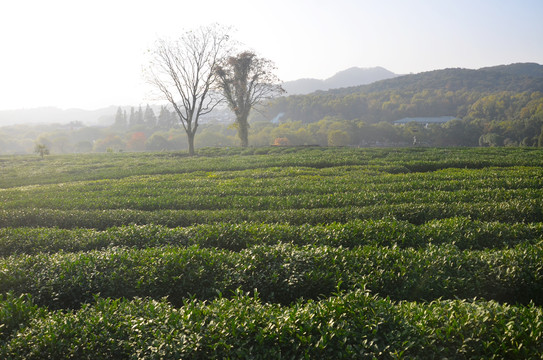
[0,198,541,229]
[1,290,541,359]
[1,147,542,357]
[1,243,541,309]
[1,218,542,256]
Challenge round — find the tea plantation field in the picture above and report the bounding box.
[0,146,542,358]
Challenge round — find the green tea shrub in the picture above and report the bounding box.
[1,290,541,359]
[1,200,540,230]
[2,218,542,256]
[1,244,541,309]
[0,293,45,342]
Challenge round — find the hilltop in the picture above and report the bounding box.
[282,66,398,95]
[328,62,543,95]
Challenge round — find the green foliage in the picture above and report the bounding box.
[260,87,543,146]
[0,148,542,229]
[1,147,542,356]
[1,291,541,359]
[0,293,45,342]
[0,198,541,229]
[1,218,542,256]
[2,147,542,188]
[1,243,541,309]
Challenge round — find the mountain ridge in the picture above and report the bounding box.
[282,66,399,95]
[0,106,118,127]
[2,63,541,126]
[326,62,543,95]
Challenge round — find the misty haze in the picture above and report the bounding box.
[1,63,543,154]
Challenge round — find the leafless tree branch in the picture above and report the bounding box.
[145,24,232,155]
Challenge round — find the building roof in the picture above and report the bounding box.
[393,116,457,125]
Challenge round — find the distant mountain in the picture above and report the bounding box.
[326,67,399,89]
[328,62,543,95]
[0,106,118,126]
[282,78,325,95]
[283,66,399,95]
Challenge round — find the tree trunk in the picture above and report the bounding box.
[237,115,249,147]
[187,132,196,156]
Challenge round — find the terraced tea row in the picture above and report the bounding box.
[2,147,542,188]
[1,243,541,309]
[1,198,540,229]
[1,167,541,215]
[1,290,541,359]
[1,218,542,256]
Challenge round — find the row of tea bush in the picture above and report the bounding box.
[1,217,542,256]
[2,243,541,309]
[0,198,540,229]
[1,290,541,359]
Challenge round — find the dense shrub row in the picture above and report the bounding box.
[1,290,541,359]
[2,147,542,357]
[1,243,541,309]
[1,218,542,256]
[1,198,540,229]
[1,166,541,212]
[2,186,540,212]
[2,147,543,188]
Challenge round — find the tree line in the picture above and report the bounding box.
[2,88,542,155]
[112,105,178,130]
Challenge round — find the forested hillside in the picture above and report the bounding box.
[254,63,543,147]
[337,62,543,94]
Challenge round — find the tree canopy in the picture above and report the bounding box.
[215,51,283,147]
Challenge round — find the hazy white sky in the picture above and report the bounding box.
[1,0,542,110]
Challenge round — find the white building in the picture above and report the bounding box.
[393,116,457,127]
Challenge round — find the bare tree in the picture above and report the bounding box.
[215,51,284,147]
[146,25,231,155]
